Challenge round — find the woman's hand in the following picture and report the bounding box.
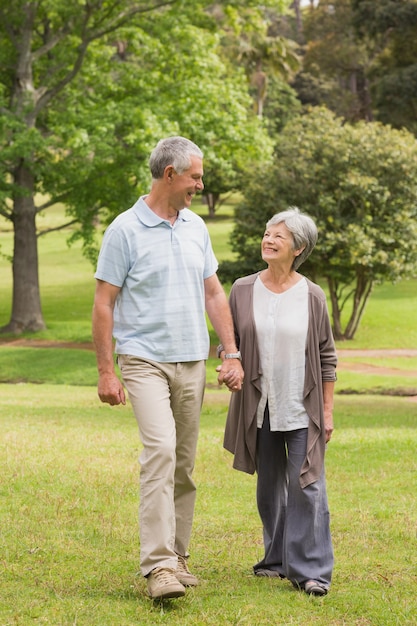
[216,361,244,392]
[324,413,334,443]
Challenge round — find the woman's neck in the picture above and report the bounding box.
[260,267,301,293]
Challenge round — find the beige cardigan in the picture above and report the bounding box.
[223,273,337,488]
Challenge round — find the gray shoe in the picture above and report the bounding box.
[255,568,284,578]
[175,554,199,586]
[147,567,186,599]
[304,580,328,596]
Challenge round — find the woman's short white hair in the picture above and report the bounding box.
[266,206,318,270]
[149,136,203,179]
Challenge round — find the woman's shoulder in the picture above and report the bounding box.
[304,277,327,302]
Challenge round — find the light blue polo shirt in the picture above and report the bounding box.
[94,196,218,362]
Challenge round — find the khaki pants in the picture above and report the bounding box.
[117,355,206,576]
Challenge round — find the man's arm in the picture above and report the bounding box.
[204,274,244,391]
[92,279,126,406]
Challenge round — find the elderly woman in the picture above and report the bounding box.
[220,207,337,596]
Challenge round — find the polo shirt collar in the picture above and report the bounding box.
[133,196,192,226]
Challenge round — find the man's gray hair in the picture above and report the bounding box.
[149,136,203,179]
[266,207,318,270]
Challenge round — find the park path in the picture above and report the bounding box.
[337,349,417,358]
[336,349,417,378]
[2,339,417,361]
[1,339,416,377]
[1,339,416,400]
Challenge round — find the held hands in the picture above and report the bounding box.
[97,372,126,406]
[216,360,244,392]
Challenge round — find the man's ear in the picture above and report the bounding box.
[165,165,175,181]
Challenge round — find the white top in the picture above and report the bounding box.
[254,275,310,431]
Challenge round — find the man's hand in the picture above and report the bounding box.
[97,372,126,406]
[216,360,244,392]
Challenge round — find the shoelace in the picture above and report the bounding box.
[176,556,190,573]
[153,568,177,583]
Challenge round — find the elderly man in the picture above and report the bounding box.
[92,136,243,599]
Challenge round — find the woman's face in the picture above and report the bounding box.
[261,222,298,267]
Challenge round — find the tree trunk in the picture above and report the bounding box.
[0,5,45,333]
[1,165,46,333]
[327,271,373,341]
[205,192,220,218]
[344,272,373,340]
[327,276,344,340]
[251,66,267,118]
[291,0,303,40]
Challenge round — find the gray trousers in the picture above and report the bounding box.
[254,408,334,589]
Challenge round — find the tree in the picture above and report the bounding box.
[139,12,274,218]
[189,1,302,216]
[293,0,375,122]
[219,107,417,340]
[213,3,300,118]
[0,0,179,333]
[351,0,417,135]
[0,0,272,333]
[292,0,417,131]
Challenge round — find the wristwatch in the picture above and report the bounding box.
[224,351,242,360]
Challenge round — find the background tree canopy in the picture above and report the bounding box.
[294,0,417,131]
[0,0,285,333]
[219,107,417,340]
[1,0,417,339]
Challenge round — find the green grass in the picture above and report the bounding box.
[0,228,95,343]
[336,278,417,350]
[0,347,99,385]
[1,385,416,625]
[0,205,416,624]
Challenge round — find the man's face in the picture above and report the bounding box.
[170,156,204,209]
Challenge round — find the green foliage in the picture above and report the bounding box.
[295,0,373,121]
[0,0,278,231]
[34,13,273,253]
[220,107,417,339]
[0,0,285,331]
[139,18,274,204]
[262,74,302,136]
[295,0,417,131]
[352,0,417,134]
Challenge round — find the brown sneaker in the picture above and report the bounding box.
[175,554,199,587]
[147,567,186,599]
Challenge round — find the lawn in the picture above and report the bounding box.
[1,385,416,625]
[1,202,416,625]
